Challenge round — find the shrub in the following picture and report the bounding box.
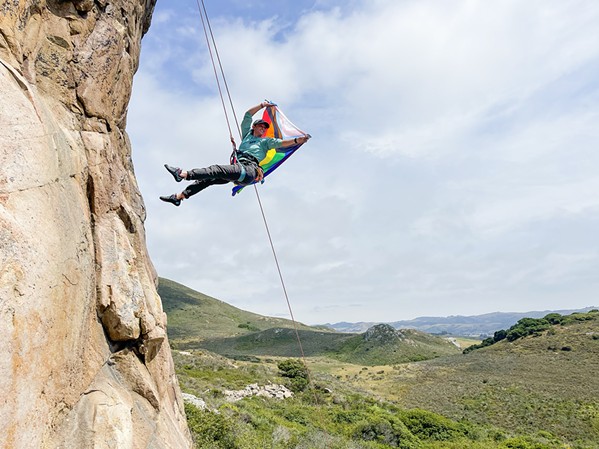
[494,329,508,342]
[332,409,365,425]
[543,313,563,325]
[278,359,310,392]
[400,409,463,441]
[238,322,260,332]
[185,402,238,449]
[281,404,311,426]
[505,317,551,341]
[506,328,526,342]
[501,436,553,449]
[353,416,418,448]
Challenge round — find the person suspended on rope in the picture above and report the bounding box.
[159,101,310,206]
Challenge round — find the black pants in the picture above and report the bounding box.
[182,160,260,198]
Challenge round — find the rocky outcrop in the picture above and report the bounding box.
[182,384,293,410]
[363,324,407,344]
[223,383,294,402]
[0,1,191,448]
[182,393,208,411]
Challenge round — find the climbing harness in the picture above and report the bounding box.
[229,150,264,185]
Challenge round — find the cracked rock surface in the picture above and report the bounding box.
[0,2,192,448]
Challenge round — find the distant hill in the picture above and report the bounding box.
[332,324,460,365]
[323,307,598,337]
[182,327,353,358]
[159,278,459,365]
[180,323,460,365]
[157,277,320,342]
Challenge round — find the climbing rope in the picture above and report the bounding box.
[253,187,318,394]
[194,0,237,146]
[194,0,318,399]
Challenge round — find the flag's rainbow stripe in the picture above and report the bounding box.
[232,106,307,196]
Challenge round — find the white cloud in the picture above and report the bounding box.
[128,0,599,324]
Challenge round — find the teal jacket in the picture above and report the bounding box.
[238,112,283,162]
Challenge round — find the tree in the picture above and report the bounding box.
[493,329,507,342]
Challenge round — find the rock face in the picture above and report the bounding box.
[0,1,192,448]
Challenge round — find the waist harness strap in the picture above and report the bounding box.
[237,163,247,183]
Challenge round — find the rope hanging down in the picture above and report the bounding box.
[195,0,239,144]
[194,0,317,395]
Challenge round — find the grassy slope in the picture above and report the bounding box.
[157,277,319,342]
[181,326,460,365]
[333,328,460,365]
[183,327,355,356]
[176,350,515,449]
[337,314,599,445]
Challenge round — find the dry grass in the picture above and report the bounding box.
[450,337,482,349]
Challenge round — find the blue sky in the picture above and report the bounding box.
[128,0,599,325]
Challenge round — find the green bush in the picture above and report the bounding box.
[353,416,418,448]
[494,329,508,342]
[543,313,563,325]
[281,404,311,426]
[400,409,463,441]
[238,322,260,332]
[332,409,366,425]
[506,318,551,342]
[185,403,238,449]
[501,436,553,449]
[278,359,310,392]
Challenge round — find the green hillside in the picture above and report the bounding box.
[162,278,599,448]
[332,325,460,365]
[178,321,460,366]
[176,347,518,449]
[160,278,458,365]
[176,319,460,366]
[184,327,355,358]
[157,277,320,342]
[344,311,599,446]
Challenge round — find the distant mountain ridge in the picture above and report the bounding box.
[323,307,598,337]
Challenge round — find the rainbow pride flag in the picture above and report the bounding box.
[232,105,309,196]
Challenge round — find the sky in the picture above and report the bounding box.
[127,0,599,325]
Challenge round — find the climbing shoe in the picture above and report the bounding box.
[164,164,183,182]
[159,194,181,206]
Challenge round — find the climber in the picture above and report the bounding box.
[159,101,310,206]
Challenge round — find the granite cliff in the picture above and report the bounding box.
[0,1,191,447]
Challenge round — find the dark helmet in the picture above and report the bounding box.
[252,119,270,129]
